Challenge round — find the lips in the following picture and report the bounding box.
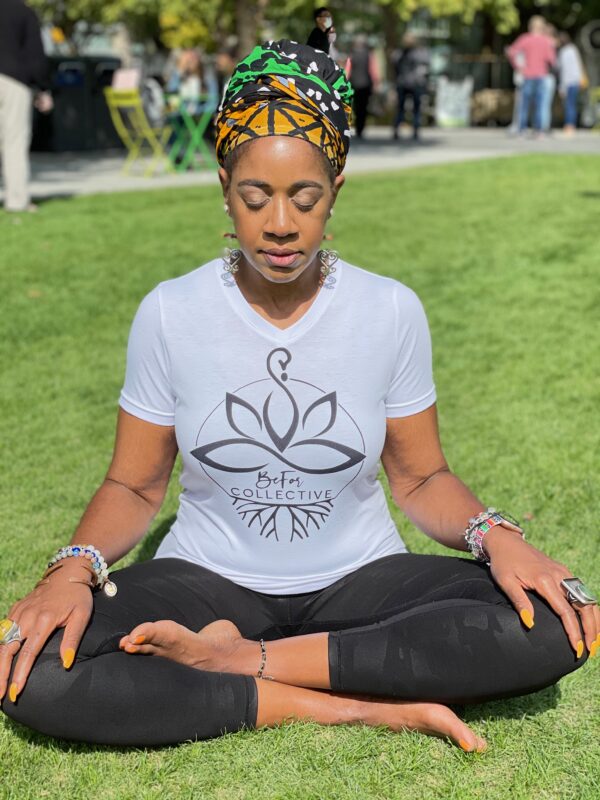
[261,249,301,268]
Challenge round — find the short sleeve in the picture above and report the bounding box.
[119,286,176,425]
[385,286,436,417]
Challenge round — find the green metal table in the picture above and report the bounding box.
[166,94,218,171]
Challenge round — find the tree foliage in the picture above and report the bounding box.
[34,0,598,54]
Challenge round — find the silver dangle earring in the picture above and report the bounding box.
[223,247,241,274]
[221,247,241,287]
[224,202,230,214]
[318,249,339,289]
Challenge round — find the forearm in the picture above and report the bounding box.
[396,469,485,552]
[68,478,161,565]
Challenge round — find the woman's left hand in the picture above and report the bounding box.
[484,527,600,657]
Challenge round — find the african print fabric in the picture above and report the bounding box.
[215,40,354,175]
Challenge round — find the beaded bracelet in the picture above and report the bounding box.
[46,545,117,597]
[464,508,524,564]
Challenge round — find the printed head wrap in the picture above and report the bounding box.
[215,40,354,175]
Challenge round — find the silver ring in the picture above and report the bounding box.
[0,618,23,646]
[560,578,598,606]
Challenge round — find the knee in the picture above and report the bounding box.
[1,653,71,740]
[527,593,588,677]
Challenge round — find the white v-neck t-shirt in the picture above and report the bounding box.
[119,258,436,593]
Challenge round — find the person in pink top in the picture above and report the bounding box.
[507,16,556,134]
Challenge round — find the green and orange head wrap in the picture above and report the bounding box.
[215,40,354,175]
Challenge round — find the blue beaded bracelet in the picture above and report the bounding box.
[47,545,117,596]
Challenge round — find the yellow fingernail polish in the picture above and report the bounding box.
[8,683,18,703]
[63,648,75,669]
[576,640,584,659]
[134,635,146,645]
[458,739,472,752]
[520,609,534,629]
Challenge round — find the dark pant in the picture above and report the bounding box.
[520,77,544,131]
[564,84,579,127]
[2,554,585,746]
[352,87,371,137]
[395,87,424,133]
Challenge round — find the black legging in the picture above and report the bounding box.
[2,554,586,746]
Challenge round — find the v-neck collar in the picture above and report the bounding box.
[215,257,342,344]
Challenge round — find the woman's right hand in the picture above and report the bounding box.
[0,561,94,703]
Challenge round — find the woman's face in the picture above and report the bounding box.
[219,137,344,285]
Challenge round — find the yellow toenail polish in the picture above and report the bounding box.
[9,683,19,703]
[590,641,598,658]
[576,640,584,659]
[458,739,472,752]
[134,635,146,645]
[63,648,75,669]
[520,609,534,629]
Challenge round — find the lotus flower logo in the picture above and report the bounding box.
[191,348,365,542]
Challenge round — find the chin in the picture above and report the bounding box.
[253,258,311,284]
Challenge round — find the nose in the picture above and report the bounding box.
[264,195,298,240]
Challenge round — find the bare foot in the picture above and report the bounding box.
[118,619,250,673]
[358,695,486,752]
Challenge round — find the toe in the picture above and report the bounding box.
[426,705,485,752]
[119,622,160,650]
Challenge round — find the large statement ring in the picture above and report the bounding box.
[0,618,23,646]
[560,578,598,606]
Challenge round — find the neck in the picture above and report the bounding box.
[235,256,322,322]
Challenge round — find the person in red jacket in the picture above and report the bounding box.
[507,16,556,135]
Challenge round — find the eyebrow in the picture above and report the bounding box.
[236,179,325,192]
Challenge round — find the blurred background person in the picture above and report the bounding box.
[307,7,335,56]
[506,16,556,136]
[345,35,380,140]
[166,50,205,112]
[507,49,526,135]
[392,34,430,142]
[557,32,585,136]
[540,23,559,134]
[215,42,238,100]
[0,0,53,212]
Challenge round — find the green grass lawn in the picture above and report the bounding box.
[1,154,599,800]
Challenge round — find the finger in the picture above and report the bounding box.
[60,611,91,669]
[592,604,600,652]
[535,578,585,656]
[494,576,535,629]
[573,603,598,654]
[9,617,56,700]
[0,641,21,701]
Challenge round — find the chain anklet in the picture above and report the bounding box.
[257,638,274,680]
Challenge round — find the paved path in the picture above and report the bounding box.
[3,127,599,203]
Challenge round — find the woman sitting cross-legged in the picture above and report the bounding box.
[1,41,598,751]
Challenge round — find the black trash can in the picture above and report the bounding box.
[32,55,124,152]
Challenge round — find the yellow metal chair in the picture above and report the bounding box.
[104,88,173,176]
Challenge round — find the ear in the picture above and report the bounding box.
[218,167,231,201]
[330,173,345,207]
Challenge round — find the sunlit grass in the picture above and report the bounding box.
[1,154,598,799]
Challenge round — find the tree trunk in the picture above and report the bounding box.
[235,0,264,59]
[380,3,399,82]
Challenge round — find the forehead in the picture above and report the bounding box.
[232,137,329,185]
